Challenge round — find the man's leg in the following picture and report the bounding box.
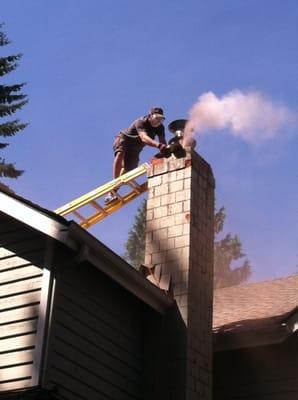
[123,147,140,173]
[113,151,125,179]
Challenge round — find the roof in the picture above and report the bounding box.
[0,186,67,224]
[213,275,298,350]
[213,275,298,331]
[0,188,173,313]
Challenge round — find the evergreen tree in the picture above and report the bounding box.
[214,207,251,288]
[0,23,28,189]
[124,199,147,269]
[125,202,251,287]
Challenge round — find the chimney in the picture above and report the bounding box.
[144,147,215,400]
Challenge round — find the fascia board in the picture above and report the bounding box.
[68,222,173,314]
[0,192,77,250]
[0,192,172,314]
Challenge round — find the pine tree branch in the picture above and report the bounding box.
[0,54,22,77]
[0,120,28,136]
[0,24,26,183]
[0,159,23,178]
[0,100,28,117]
[0,23,10,46]
[0,83,27,104]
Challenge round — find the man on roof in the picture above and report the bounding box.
[105,107,167,203]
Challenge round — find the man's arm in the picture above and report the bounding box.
[138,131,161,148]
[157,132,167,145]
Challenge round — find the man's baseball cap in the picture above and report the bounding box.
[150,107,165,119]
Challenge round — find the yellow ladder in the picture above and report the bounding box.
[55,163,150,229]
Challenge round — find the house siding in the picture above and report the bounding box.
[44,249,146,400]
[0,213,46,391]
[213,333,298,400]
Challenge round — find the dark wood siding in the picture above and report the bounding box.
[0,213,46,391]
[213,333,298,400]
[44,250,146,400]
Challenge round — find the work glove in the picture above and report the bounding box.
[158,143,167,154]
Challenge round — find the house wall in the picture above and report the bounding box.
[0,212,47,391]
[213,333,298,400]
[43,243,162,400]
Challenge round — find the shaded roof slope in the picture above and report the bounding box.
[213,275,298,331]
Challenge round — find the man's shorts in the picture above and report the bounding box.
[113,132,143,172]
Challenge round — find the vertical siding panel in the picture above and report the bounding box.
[0,215,47,392]
[44,257,145,400]
[213,335,298,399]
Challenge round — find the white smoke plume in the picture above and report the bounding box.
[183,90,295,146]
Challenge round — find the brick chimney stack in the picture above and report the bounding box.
[144,149,215,400]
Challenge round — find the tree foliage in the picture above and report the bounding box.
[124,201,251,288]
[214,207,251,288]
[0,23,28,188]
[124,199,147,269]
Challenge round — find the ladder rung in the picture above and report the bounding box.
[55,163,150,228]
[128,179,142,193]
[73,210,86,222]
[55,163,149,216]
[80,181,148,229]
[91,200,107,213]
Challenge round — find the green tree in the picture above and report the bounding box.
[124,199,147,269]
[0,23,28,189]
[214,207,251,288]
[124,202,251,287]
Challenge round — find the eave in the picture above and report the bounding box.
[0,190,173,314]
[213,309,298,352]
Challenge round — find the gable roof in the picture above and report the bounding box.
[213,275,298,331]
[213,275,298,350]
[0,188,172,313]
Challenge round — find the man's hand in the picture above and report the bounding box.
[158,143,167,154]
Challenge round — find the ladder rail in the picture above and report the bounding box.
[54,163,150,228]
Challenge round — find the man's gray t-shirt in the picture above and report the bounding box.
[123,115,165,145]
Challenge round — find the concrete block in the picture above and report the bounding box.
[152,227,168,241]
[184,165,191,177]
[161,193,176,205]
[184,200,191,212]
[144,254,152,265]
[152,251,166,264]
[160,215,175,228]
[183,223,190,235]
[159,238,174,250]
[176,169,185,180]
[175,235,190,248]
[153,161,168,175]
[153,205,168,219]
[168,202,183,215]
[155,184,169,196]
[168,158,185,171]
[184,178,191,189]
[146,209,154,221]
[169,180,184,193]
[145,231,152,243]
[168,224,183,237]
[146,219,160,231]
[166,247,183,262]
[149,175,162,187]
[147,196,161,209]
[146,241,160,253]
[176,190,191,202]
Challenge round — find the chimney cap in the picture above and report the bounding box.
[168,119,188,136]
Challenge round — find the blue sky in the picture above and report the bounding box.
[2,0,297,281]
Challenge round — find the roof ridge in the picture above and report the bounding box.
[214,273,298,293]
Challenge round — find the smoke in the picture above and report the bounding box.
[183,90,295,146]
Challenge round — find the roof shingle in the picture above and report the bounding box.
[213,275,298,331]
